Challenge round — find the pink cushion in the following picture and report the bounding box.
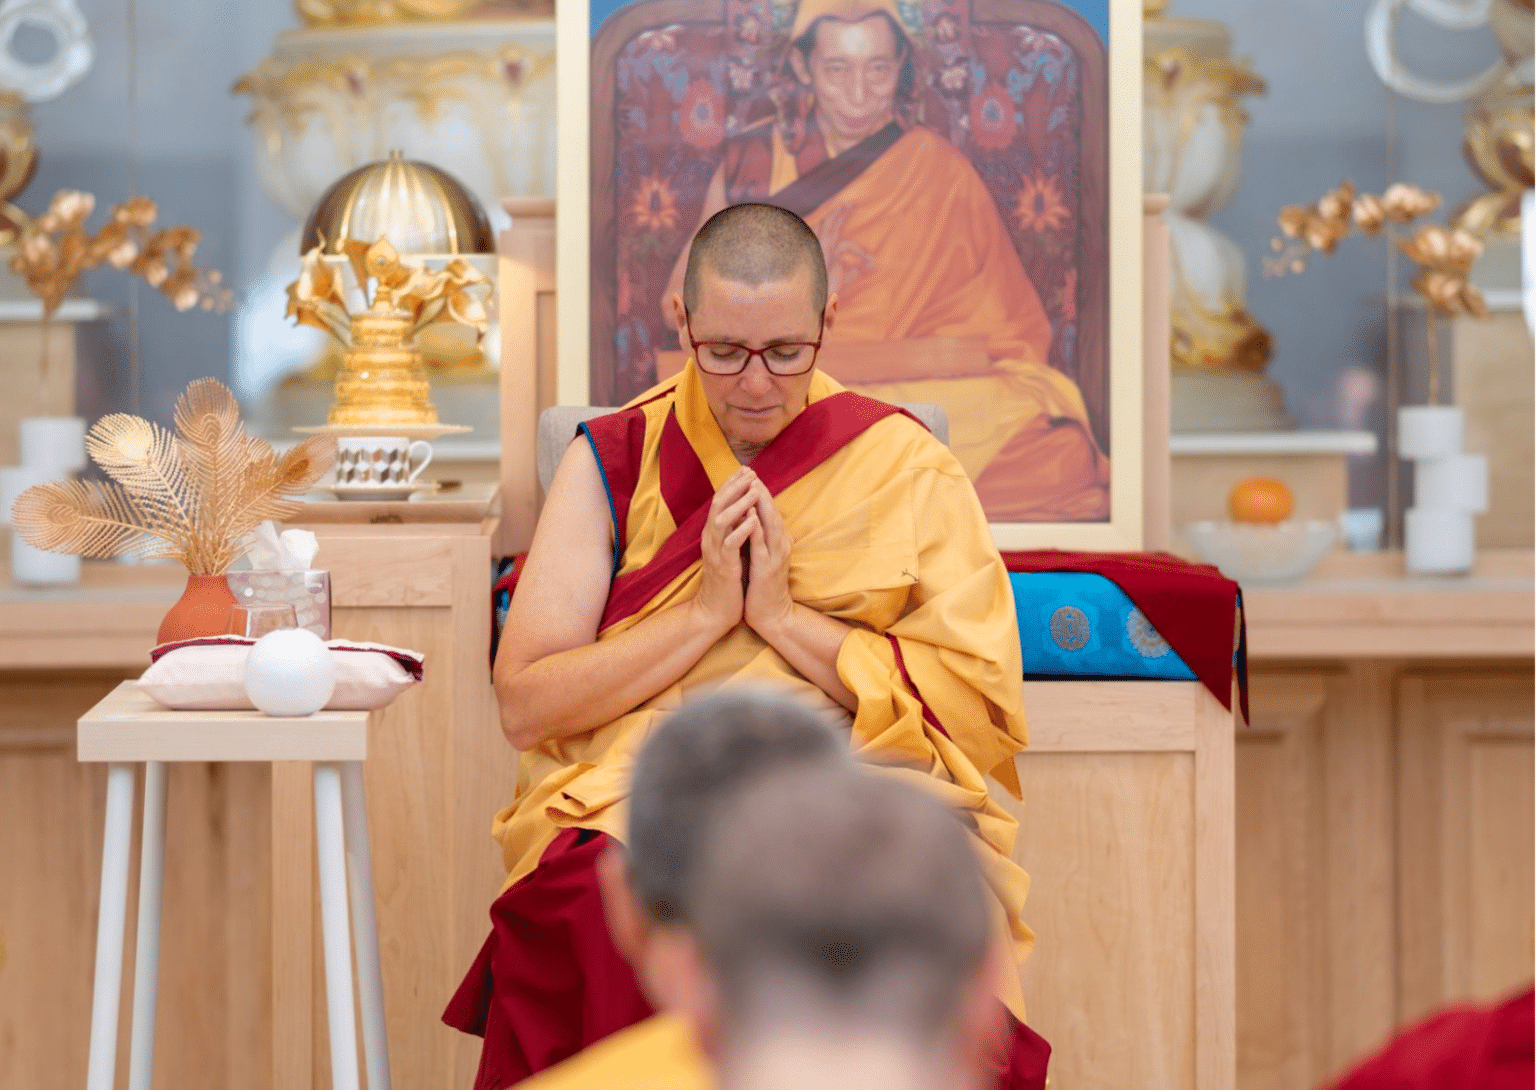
[136,636,425,712]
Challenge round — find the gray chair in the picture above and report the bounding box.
[536,402,949,494]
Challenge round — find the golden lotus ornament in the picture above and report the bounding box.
[286,235,491,427]
[288,151,494,427]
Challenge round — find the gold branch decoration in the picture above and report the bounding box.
[285,236,491,348]
[8,190,236,409]
[12,379,336,576]
[1265,181,1485,318]
[11,190,233,319]
[1265,181,1490,405]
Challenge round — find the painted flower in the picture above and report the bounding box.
[679,79,725,150]
[938,62,969,93]
[734,12,762,44]
[969,84,1016,149]
[1014,171,1071,233]
[932,12,959,42]
[630,173,679,233]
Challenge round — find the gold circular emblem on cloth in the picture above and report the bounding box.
[1050,606,1091,651]
[1126,609,1172,658]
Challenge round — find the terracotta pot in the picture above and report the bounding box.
[157,573,238,645]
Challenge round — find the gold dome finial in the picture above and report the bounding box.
[301,151,493,257]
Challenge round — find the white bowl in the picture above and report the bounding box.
[1186,520,1338,586]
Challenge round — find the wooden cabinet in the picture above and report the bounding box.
[1236,663,1534,1090]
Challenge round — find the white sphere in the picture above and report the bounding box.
[244,628,336,717]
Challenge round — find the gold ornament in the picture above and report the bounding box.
[6,190,233,409]
[1455,93,1534,237]
[292,0,549,26]
[299,150,493,258]
[286,236,491,427]
[11,379,336,576]
[1267,181,1489,404]
[0,91,37,240]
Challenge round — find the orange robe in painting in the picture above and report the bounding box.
[450,362,1046,1088]
[723,121,1110,522]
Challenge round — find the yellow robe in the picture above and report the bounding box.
[495,362,1034,1019]
[510,1014,707,1090]
[767,124,1109,521]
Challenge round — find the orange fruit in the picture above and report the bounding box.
[1228,477,1294,524]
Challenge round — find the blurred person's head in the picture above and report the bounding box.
[598,689,848,1011]
[680,765,1004,1090]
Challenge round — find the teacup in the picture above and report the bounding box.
[335,437,433,487]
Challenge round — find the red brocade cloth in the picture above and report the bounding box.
[1000,550,1249,723]
[1325,987,1533,1090]
[445,829,1053,1090]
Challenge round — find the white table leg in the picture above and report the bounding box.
[86,763,137,1090]
[314,762,362,1090]
[341,762,392,1090]
[127,760,168,1090]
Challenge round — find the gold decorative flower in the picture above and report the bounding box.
[286,236,492,347]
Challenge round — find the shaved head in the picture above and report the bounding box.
[691,765,992,1041]
[682,203,829,314]
[627,690,847,924]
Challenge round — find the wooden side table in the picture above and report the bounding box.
[78,682,393,1090]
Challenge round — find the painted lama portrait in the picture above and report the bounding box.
[592,0,1111,521]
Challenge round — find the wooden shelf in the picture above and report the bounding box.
[1244,550,1534,660]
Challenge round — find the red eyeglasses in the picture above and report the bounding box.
[684,308,824,376]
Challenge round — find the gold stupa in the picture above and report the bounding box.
[299,151,492,427]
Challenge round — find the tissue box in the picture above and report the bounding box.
[225,569,331,639]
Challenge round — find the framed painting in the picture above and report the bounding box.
[557,0,1142,548]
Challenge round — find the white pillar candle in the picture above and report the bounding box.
[1404,507,1475,574]
[1,463,81,585]
[11,535,81,585]
[1398,405,1464,460]
[19,416,87,474]
[1415,453,1489,513]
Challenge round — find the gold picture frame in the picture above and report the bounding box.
[557,0,1143,550]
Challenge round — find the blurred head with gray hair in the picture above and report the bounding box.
[679,764,1003,1090]
[597,688,848,1010]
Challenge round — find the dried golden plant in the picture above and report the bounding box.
[1266,181,1489,404]
[1266,181,1486,318]
[11,378,336,575]
[285,235,491,346]
[8,190,235,406]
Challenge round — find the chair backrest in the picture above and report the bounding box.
[536,402,950,495]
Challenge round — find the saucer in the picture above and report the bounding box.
[327,481,439,502]
[295,423,472,441]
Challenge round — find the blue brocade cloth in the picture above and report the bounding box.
[490,559,1200,685]
[1009,571,1197,682]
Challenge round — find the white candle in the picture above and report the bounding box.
[1,463,81,585]
[19,416,87,474]
[1404,507,1475,574]
[1415,453,1489,513]
[10,536,81,585]
[1398,405,1463,460]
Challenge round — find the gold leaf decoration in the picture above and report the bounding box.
[13,379,337,576]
